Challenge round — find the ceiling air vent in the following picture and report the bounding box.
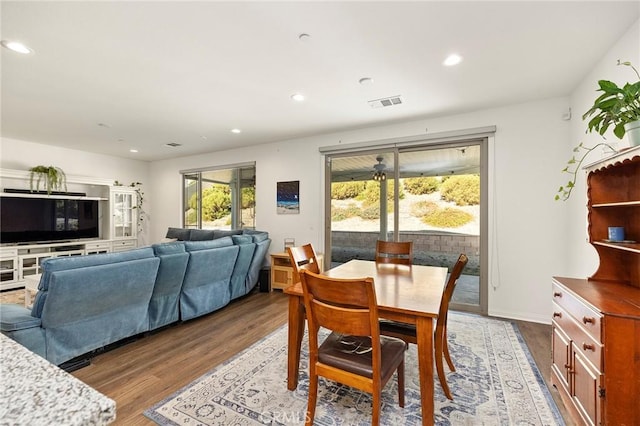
[165,142,182,147]
[368,95,403,109]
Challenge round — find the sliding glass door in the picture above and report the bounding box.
[325,140,486,314]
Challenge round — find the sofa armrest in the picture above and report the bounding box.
[0,304,42,332]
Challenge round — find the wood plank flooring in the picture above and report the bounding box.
[71,289,573,425]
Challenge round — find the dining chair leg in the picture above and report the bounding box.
[372,387,381,426]
[305,375,318,425]
[443,329,455,372]
[397,361,405,407]
[435,329,454,400]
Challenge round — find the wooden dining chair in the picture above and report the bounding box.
[375,240,413,265]
[299,269,406,425]
[286,243,321,284]
[379,253,468,400]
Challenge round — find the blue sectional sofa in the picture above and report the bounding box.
[0,229,271,366]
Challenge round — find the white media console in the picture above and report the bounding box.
[0,168,138,291]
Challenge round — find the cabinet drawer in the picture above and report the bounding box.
[84,241,111,251]
[552,282,602,343]
[111,240,136,252]
[552,302,603,371]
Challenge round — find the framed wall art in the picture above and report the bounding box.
[276,180,299,214]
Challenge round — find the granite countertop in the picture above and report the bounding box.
[0,334,116,425]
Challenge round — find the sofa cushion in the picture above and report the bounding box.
[166,227,191,241]
[249,232,269,243]
[152,241,186,255]
[189,229,216,241]
[0,304,42,331]
[184,237,234,251]
[213,229,243,239]
[39,247,155,292]
[231,235,253,245]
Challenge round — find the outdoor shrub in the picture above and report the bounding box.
[403,177,440,195]
[201,184,232,220]
[359,204,380,220]
[357,180,404,207]
[411,200,439,217]
[331,203,360,221]
[422,207,473,228]
[331,181,366,199]
[440,175,480,206]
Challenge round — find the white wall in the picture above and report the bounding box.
[566,20,640,277]
[149,96,571,323]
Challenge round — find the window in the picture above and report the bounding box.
[182,164,256,230]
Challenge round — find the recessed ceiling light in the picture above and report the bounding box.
[443,54,463,66]
[129,149,138,153]
[291,93,305,102]
[359,77,374,85]
[298,33,311,41]
[231,128,241,134]
[166,142,182,147]
[97,122,112,128]
[1,40,33,54]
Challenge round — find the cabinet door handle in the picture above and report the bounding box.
[583,316,595,325]
[553,292,562,298]
[553,312,562,318]
[583,343,595,352]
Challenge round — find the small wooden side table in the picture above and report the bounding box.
[269,252,323,291]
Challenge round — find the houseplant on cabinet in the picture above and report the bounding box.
[583,60,640,146]
[28,165,67,194]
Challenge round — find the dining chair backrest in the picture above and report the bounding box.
[286,244,320,284]
[438,253,468,322]
[375,240,413,265]
[300,269,379,344]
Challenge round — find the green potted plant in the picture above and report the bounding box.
[583,60,640,146]
[29,165,67,194]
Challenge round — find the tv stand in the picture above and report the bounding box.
[0,238,137,291]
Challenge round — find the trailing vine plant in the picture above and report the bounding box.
[555,142,615,201]
[29,165,67,194]
[113,180,146,233]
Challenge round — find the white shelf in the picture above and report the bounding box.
[0,193,107,201]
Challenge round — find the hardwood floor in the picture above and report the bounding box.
[72,290,573,425]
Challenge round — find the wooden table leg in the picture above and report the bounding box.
[287,295,305,390]
[415,316,435,425]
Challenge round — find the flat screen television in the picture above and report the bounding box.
[1,196,99,244]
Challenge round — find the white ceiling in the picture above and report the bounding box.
[1,1,638,162]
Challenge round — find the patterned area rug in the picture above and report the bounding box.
[145,313,564,425]
[0,289,26,306]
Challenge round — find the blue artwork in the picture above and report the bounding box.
[277,181,299,214]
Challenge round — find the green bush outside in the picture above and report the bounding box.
[331,203,361,221]
[359,204,380,220]
[440,175,480,206]
[331,181,366,199]
[189,184,232,221]
[403,177,440,195]
[356,180,404,207]
[410,200,439,217]
[422,207,473,228]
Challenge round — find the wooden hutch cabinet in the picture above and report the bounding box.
[552,146,640,426]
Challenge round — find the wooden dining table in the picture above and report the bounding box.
[283,259,448,426]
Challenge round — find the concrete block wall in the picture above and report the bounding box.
[331,231,480,275]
